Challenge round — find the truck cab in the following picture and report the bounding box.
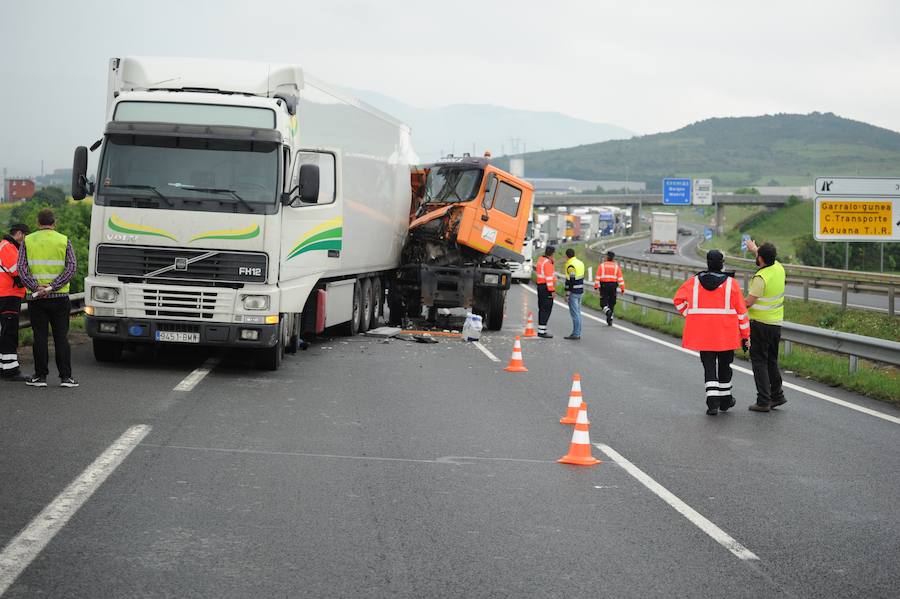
[397,154,534,329]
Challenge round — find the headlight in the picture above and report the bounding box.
[92,286,119,303]
[483,273,499,285]
[241,294,270,310]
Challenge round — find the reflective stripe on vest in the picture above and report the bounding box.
[25,229,70,294]
[596,261,622,282]
[685,276,736,315]
[748,261,785,323]
[536,256,555,290]
[564,256,585,290]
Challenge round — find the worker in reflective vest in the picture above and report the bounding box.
[744,240,786,412]
[0,223,30,381]
[594,250,624,326]
[674,250,750,415]
[17,208,78,388]
[535,245,556,338]
[563,248,585,340]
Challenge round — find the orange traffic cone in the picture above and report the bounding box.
[504,336,528,372]
[523,312,537,338]
[560,373,585,424]
[558,402,601,466]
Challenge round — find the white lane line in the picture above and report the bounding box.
[173,357,220,392]
[473,341,501,362]
[0,425,151,595]
[520,284,900,425]
[596,443,759,562]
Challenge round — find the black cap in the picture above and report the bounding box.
[706,249,725,272]
[546,245,556,256]
[9,223,29,235]
[606,251,615,260]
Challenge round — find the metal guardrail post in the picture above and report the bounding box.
[783,340,793,356]
[849,355,858,373]
[803,279,809,302]
[668,265,674,280]
[841,281,848,310]
[742,272,749,294]
[889,287,895,317]
[665,312,673,324]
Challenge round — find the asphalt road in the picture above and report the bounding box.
[1,287,899,598]
[610,228,892,312]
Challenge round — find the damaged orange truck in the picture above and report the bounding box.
[393,154,534,330]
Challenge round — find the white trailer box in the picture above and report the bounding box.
[79,57,417,369]
[650,212,678,253]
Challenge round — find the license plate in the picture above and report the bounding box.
[155,331,200,344]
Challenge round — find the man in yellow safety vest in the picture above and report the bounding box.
[744,240,786,412]
[563,248,586,340]
[17,208,79,388]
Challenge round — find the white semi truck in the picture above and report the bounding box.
[650,211,678,253]
[72,57,416,369]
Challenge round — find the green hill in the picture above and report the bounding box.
[501,112,900,189]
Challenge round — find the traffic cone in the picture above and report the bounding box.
[558,402,601,466]
[523,312,537,338]
[504,336,528,372]
[560,373,585,424]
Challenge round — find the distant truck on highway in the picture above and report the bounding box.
[650,212,678,253]
[71,57,531,369]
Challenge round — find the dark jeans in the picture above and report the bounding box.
[749,320,784,406]
[599,282,618,313]
[537,284,554,331]
[28,296,72,379]
[700,350,734,410]
[0,296,22,377]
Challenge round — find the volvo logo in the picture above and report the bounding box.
[174,257,188,271]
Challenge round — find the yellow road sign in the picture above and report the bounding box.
[815,198,899,241]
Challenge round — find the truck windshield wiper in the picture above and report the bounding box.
[104,184,174,207]
[167,183,255,212]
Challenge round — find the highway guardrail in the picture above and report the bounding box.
[19,292,85,329]
[617,288,900,372]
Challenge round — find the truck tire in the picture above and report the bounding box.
[93,339,123,362]
[370,277,383,327]
[360,278,373,332]
[257,321,284,370]
[485,289,506,331]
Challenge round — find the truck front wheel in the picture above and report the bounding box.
[257,321,284,370]
[485,289,506,331]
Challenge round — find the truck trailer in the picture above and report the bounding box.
[72,57,530,367]
[650,212,678,253]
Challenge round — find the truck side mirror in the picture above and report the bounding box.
[298,164,320,204]
[71,146,90,201]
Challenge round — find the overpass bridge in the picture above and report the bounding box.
[534,193,790,235]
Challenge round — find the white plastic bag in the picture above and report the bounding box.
[462,313,483,341]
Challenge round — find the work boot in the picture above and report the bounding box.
[564,335,581,340]
[706,407,718,416]
[748,403,770,412]
[770,396,787,409]
[537,332,553,339]
[606,312,613,326]
[719,397,736,412]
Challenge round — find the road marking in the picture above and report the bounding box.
[143,443,553,465]
[520,284,900,425]
[173,357,220,392]
[473,341,501,362]
[0,425,151,595]
[596,443,759,562]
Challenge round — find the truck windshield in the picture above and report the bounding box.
[96,134,279,214]
[425,167,483,203]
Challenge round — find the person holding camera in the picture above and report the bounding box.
[673,250,750,415]
[0,223,30,382]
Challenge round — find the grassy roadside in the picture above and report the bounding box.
[550,246,899,404]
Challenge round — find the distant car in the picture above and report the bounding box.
[678,227,693,236]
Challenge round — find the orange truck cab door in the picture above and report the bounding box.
[457,169,532,262]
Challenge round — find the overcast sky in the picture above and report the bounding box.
[1,0,898,176]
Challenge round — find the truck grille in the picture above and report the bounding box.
[125,285,235,320]
[96,244,267,285]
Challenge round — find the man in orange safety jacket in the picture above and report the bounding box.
[1,223,30,381]
[535,245,556,338]
[673,250,750,415]
[594,251,624,326]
